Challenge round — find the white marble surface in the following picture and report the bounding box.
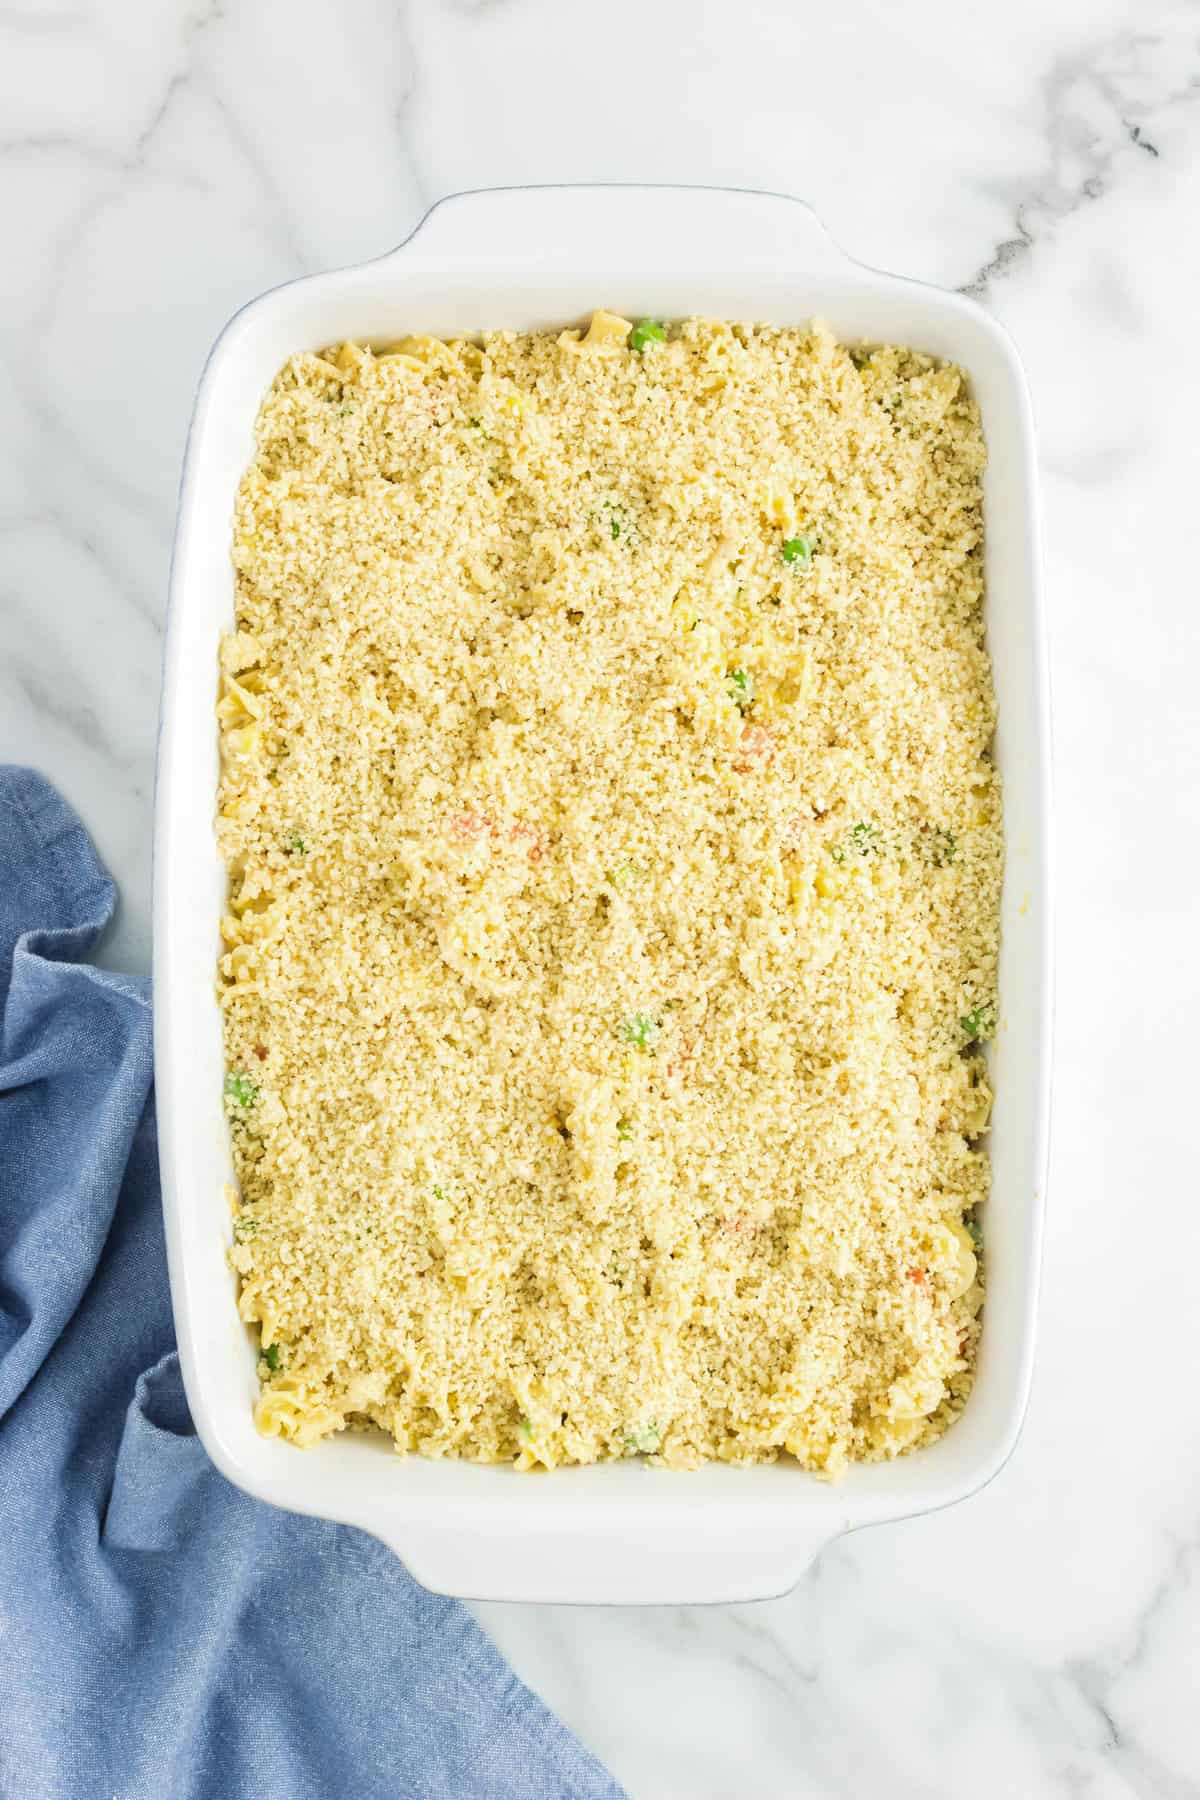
[4,1,1200,1794]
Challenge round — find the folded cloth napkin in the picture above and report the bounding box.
[0,768,623,1800]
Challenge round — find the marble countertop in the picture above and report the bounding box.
[4,1,1199,1794]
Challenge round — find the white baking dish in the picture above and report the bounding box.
[155,186,1051,1605]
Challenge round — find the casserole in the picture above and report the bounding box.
[155,185,1051,1604]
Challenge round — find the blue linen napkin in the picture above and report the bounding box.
[0,767,623,1800]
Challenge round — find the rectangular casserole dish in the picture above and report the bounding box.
[155,185,1052,1605]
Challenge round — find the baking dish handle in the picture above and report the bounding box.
[375,1512,845,1606]
[388,184,855,279]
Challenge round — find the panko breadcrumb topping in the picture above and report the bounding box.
[216,313,1000,1477]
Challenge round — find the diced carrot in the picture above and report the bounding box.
[732,723,774,773]
[507,821,545,863]
[447,811,495,843]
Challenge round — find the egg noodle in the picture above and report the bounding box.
[216,313,999,1475]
